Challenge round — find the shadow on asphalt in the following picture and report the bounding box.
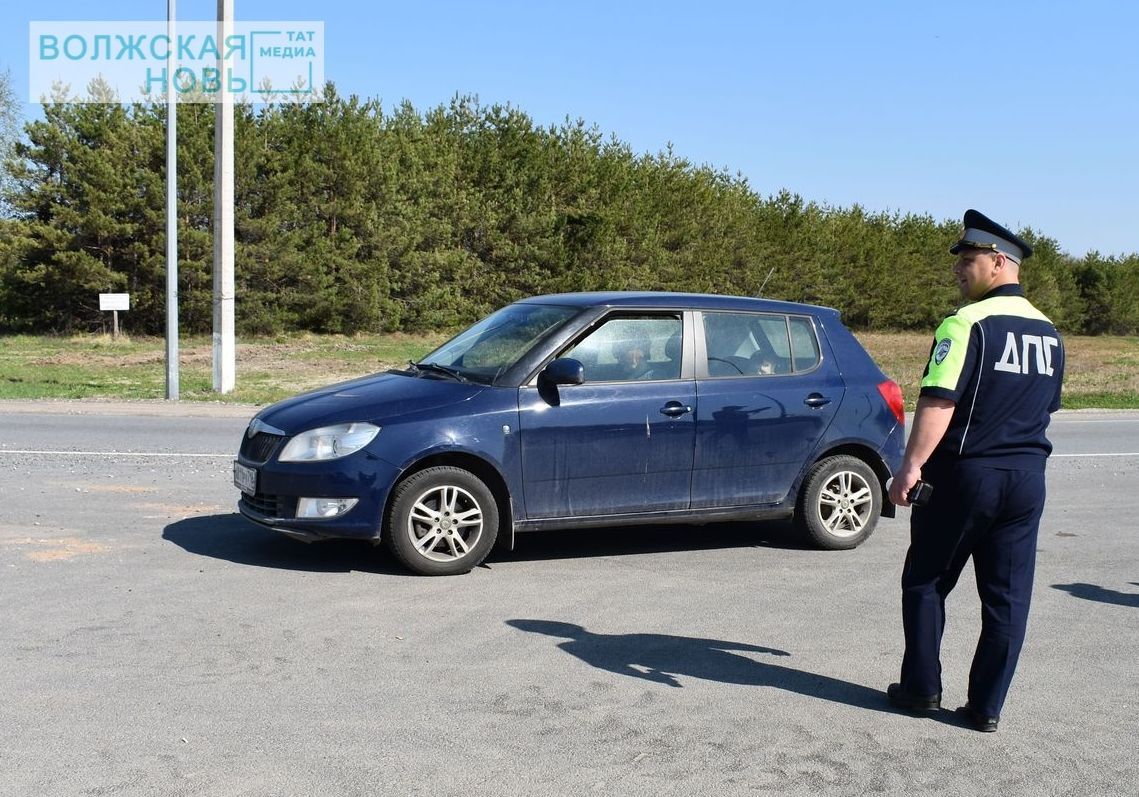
[163,514,813,574]
[494,518,812,564]
[1052,581,1139,608]
[162,513,410,576]
[506,618,991,728]
[507,618,895,712]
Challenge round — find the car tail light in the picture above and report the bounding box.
[877,380,905,425]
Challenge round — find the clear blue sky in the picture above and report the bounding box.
[4,1,1137,257]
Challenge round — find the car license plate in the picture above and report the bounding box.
[233,461,257,495]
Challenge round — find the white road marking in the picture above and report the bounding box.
[1053,417,1139,422]
[0,449,232,458]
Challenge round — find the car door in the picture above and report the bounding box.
[517,312,696,519]
[691,311,843,507]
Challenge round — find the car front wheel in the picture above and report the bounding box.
[385,466,499,575]
[795,455,881,550]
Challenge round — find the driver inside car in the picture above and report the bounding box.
[614,338,652,380]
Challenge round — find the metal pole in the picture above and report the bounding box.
[165,0,179,400]
[213,0,235,393]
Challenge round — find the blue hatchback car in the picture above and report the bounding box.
[235,292,905,575]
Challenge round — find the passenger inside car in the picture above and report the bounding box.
[752,354,776,375]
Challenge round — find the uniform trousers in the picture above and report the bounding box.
[899,457,1046,718]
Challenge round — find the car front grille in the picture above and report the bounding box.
[241,492,290,518]
[240,432,285,464]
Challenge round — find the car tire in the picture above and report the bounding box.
[795,455,881,550]
[385,466,499,575]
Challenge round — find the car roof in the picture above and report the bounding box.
[515,291,836,316]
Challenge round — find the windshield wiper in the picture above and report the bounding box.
[409,361,471,383]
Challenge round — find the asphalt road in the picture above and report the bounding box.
[1,401,1137,796]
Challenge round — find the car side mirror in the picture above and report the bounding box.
[540,358,584,386]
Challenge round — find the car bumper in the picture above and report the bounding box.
[235,453,402,542]
[877,421,906,519]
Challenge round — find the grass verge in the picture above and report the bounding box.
[0,332,446,405]
[0,331,1135,409]
[855,332,1139,410]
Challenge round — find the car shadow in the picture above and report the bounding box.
[162,513,410,576]
[492,518,811,564]
[164,515,832,574]
[1052,582,1139,608]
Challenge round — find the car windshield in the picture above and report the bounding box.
[416,303,579,383]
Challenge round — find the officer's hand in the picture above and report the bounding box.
[889,465,922,507]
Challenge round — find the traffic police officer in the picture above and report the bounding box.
[886,209,1065,732]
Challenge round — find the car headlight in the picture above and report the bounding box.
[278,423,381,462]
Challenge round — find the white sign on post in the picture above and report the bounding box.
[99,293,130,311]
[99,293,130,338]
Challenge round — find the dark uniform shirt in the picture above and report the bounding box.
[920,284,1064,471]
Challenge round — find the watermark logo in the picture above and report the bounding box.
[29,21,325,103]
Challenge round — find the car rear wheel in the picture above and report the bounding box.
[795,455,880,550]
[385,466,499,575]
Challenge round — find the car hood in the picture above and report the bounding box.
[255,371,487,433]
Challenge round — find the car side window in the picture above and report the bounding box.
[704,312,793,377]
[752,316,793,375]
[562,315,683,382]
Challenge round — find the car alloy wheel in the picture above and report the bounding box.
[386,466,499,575]
[406,484,484,562]
[816,469,874,538]
[795,454,881,550]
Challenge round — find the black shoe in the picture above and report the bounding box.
[886,682,941,712]
[956,704,999,733]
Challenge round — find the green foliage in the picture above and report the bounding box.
[0,68,19,216]
[1,87,1136,336]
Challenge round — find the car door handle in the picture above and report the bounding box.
[804,393,832,408]
[659,402,693,417]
